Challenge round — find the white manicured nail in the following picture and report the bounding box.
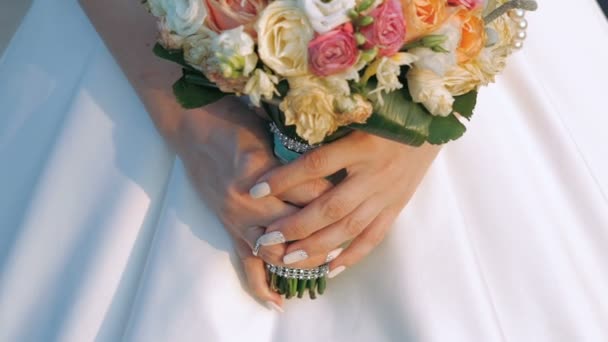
[257,231,285,246]
[328,266,346,279]
[265,301,284,313]
[325,248,343,262]
[249,182,271,199]
[283,250,309,264]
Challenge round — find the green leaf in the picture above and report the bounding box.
[452,90,478,120]
[153,43,195,70]
[276,80,290,98]
[427,114,467,145]
[351,81,433,146]
[182,68,215,87]
[172,76,225,109]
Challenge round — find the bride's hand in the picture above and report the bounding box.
[250,131,440,273]
[174,96,328,308]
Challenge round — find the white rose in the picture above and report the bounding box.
[148,0,207,37]
[297,0,356,33]
[244,69,280,106]
[212,26,258,77]
[410,20,462,77]
[256,1,314,77]
[407,68,454,117]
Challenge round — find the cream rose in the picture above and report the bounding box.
[280,77,338,144]
[256,1,314,77]
[281,92,337,144]
[407,68,454,116]
[297,0,356,33]
[148,0,208,37]
[281,75,373,143]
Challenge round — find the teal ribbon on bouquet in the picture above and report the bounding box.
[273,133,303,164]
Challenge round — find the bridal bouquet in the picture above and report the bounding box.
[145,0,536,298]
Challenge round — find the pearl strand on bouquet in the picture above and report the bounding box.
[509,9,528,50]
[483,0,537,50]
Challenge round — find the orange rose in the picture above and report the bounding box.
[456,10,485,64]
[401,0,448,42]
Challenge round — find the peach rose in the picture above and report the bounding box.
[308,24,359,76]
[204,0,268,34]
[401,0,448,43]
[456,10,485,64]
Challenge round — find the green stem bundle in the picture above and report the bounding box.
[268,272,328,300]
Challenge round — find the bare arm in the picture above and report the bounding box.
[79,0,184,146]
[77,0,299,308]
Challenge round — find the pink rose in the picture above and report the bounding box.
[447,0,484,10]
[204,0,268,34]
[360,0,406,57]
[308,24,359,77]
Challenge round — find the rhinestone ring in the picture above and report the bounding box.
[252,240,262,257]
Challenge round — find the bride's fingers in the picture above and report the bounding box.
[327,207,401,278]
[254,197,300,228]
[277,178,333,207]
[240,225,287,266]
[260,174,371,244]
[279,198,383,267]
[234,238,283,310]
[236,198,297,266]
[249,136,360,199]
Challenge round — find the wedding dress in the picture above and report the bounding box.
[1,0,607,341]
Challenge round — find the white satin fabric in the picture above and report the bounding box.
[1,0,608,341]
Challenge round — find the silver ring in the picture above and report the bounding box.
[252,240,262,257]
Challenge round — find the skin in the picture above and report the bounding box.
[78,0,292,308]
[254,132,440,271]
[78,0,441,310]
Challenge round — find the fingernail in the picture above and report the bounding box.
[265,301,284,313]
[283,250,309,264]
[257,231,285,246]
[328,265,346,279]
[325,248,344,263]
[249,182,271,199]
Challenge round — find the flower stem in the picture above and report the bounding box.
[317,276,327,295]
[278,277,286,295]
[297,279,307,298]
[308,278,317,300]
[270,273,278,292]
